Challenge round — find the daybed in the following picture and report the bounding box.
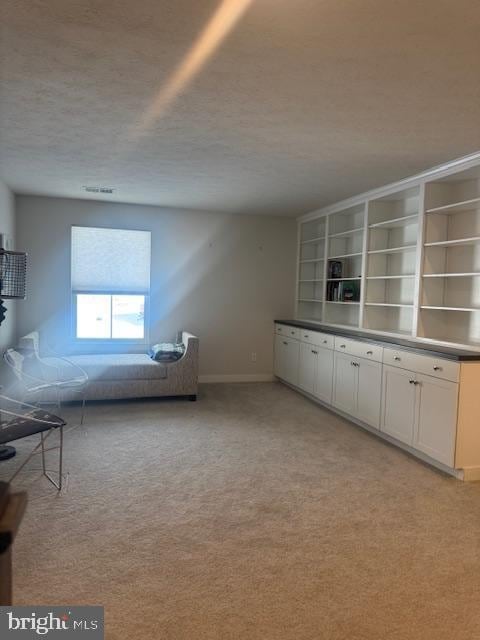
[14,331,199,402]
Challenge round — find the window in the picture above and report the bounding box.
[71,226,151,341]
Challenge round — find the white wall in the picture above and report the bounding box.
[16,196,296,379]
[0,180,16,352]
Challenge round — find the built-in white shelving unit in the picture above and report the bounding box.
[296,153,480,349]
[418,164,480,347]
[363,187,420,335]
[296,217,326,321]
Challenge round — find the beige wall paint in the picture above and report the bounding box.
[0,179,16,352]
[16,196,296,378]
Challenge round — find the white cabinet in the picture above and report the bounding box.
[334,351,382,428]
[274,334,299,386]
[297,342,334,403]
[314,346,334,404]
[356,358,382,429]
[298,342,316,394]
[381,365,417,445]
[381,365,458,466]
[414,374,458,467]
[274,323,476,476]
[333,352,357,415]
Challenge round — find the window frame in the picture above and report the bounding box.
[71,290,150,345]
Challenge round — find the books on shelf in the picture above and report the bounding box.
[326,279,360,303]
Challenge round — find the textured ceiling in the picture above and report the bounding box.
[1,0,480,216]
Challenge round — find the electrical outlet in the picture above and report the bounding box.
[251,352,257,362]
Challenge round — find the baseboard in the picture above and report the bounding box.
[459,467,480,482]
[198,374,275,383]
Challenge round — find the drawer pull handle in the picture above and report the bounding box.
[366,350,373,355]
[409,379,415,384]
[312,350,318,355]
[351,361,359,367]
[283,341,288,346]
[433,366,442,371]
[291,331,295,335]
[394,356,401,361]
[340,344,346,348]
[323,340,328,344]
[304,334,309,338]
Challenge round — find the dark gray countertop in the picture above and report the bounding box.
[274,319,480,361]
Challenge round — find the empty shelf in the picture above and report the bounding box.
[421,305,480,312]
[426,197,480,214]
[423,272,480,278]
[368,245,416,255]
[424,236,480,248]
[365,303,413,308]
[369,214,418,229]
[366,274,415,280]
[301,236,325,244]
[328,252,362,260]
[298,298,323,303]
[328,228,364,238]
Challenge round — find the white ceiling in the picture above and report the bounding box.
[1,0,480,216]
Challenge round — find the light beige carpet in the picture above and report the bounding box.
[2,382,480,640]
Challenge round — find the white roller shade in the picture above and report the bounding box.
[71,226,151,293]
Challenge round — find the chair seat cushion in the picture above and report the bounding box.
[64,354,168,381]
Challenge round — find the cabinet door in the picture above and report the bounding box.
[381,364,416,445]
[274,334,288,380]
[333,351,357,415]
[356,357,382,429]
[314,346,334,405]
[414,374,458,467]
[298,342,316,394]
[284,337,300,386]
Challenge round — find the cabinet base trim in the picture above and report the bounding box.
[278,379,466,481]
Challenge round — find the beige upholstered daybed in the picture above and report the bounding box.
[16,331,199,402]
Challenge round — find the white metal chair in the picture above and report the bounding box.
[3,338,89,425]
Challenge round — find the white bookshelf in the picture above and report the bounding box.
[324,204,365,327]
[295,155,480,349]
[418,165,480,347]
[362,187,420,334]
[297,217,327,321]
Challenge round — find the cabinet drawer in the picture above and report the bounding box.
[383,348,459,382]
[275,324,299,339]
[309,332,334,349]
[334,337,383,362]
[334,336,358,355]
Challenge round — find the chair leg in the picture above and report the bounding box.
[58,425,63,491]
[40,431,46,474]
[81,396,86,425]
[42,427,64,492]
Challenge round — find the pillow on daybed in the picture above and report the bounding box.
[150,342,185,363]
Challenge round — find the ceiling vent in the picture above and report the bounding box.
[83,186,115,194]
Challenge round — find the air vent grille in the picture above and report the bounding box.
[83,186,115,194]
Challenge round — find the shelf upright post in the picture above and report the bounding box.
[413,182,427,338]
[358,201,369,329]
